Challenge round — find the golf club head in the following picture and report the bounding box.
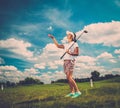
[84,30,88,33]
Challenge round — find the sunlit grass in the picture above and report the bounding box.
[0,78,120,108]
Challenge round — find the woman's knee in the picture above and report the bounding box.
[66,73,72,80]
[66,75,70,80]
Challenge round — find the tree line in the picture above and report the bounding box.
[0,77,44,88]
[51,70,120,83]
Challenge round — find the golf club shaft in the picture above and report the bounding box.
[60,42,75,59]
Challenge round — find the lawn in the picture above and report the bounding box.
[0,77,120,108]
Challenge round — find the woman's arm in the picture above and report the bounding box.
[48,34,64,49]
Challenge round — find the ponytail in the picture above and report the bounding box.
[73,33,77,42]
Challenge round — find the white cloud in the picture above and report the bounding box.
[32,43,64,71]
[0,38,33,59]
[24,68,39,75]
[114,49,120,54]
[39,71,65,84]
[74,56,106,78]
[76,21,120,47]
[76,56,96,65]
[0,65,17,71]
[34,63,46,69]
[48,61,58,69]
[97,52,116,63]
[0,65,25,82]
[44,43,60,52]
[0,66,42,83]
[99,68,120,75]
[111,68,120,74]
[97,52,114,59]
[109,59,117,63]
[54,60,63,66]
[61,36,68,44]
[36,43,64,63]
[74,63,106,79]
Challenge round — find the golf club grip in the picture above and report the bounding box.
[60,52,67,59]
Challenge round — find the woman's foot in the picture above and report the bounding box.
[71,91,82,98]
[65,93,75,97]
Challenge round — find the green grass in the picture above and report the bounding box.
[0,78,120,108]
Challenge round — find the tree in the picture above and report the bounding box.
[18,77,44,85]
[91,70,100,81]
[24,77,35,84]
[105,74,114,79]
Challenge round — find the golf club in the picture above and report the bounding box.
[60,30,88,59]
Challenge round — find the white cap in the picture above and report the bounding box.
[66,31,74,38]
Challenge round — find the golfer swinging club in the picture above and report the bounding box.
[48,31,81,98]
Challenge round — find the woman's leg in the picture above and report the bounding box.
[67,72,80,92]
[64,60,81,97]
[66,72,74,93]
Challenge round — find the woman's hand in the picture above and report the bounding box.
[48,34,64,49]
[48,34,54,39]
[66,50,71,55]
[66,47,79,56]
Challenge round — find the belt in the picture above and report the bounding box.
[64,59,75,61]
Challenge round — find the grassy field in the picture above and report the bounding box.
[0,77,120,108]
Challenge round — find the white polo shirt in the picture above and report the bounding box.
[63,41,79,60]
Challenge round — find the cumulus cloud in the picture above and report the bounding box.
[23,68,40,77]
[114,49,120,54]
[0,65,25,82]
[0,66,42,83]
[39,71,65,84]
[47,61,58,69]
[0,38,33,59]
[33,43,64,71]
[74,65,105,78]
[77,56,96,65]
[73,55,107,78]
[0,65,17,71]
[76,21,120,47]
[97,52,116,63]
[34,63,46,69]
[97,52,114,59]
[111,68,120,74]
[36,43,64,62]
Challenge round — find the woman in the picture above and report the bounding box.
[48,31,81,98]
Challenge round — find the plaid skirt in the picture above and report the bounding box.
[63,60,75,74]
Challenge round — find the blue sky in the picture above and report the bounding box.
[0,0,120,83]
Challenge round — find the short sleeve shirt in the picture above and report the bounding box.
[63,41,79,60]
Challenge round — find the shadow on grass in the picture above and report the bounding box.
[14,95,119,108]
[16,96,56,104]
